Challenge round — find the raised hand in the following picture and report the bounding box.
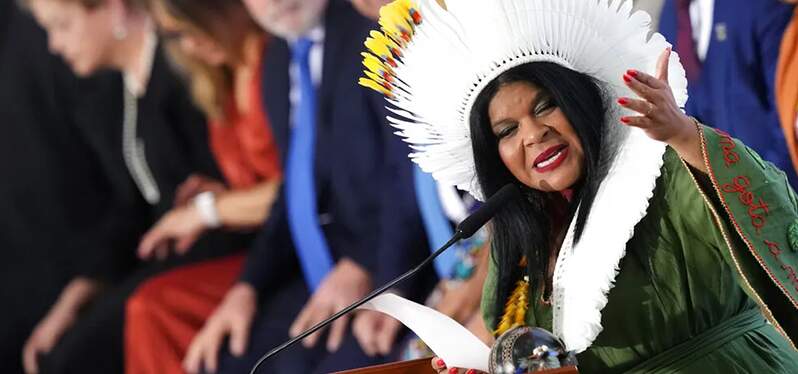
[617,48,706,173]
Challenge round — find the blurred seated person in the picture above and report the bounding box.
[124,0,283,372]
[143,0,433,373]
[0,2,130,372]
[777,0,798,175]
[22,0,269,372]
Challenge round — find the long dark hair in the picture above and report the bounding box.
[469,62,610,329]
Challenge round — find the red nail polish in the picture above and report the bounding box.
[448,368,459,374]
[620,116,630,124]
[627,69,638,77]
[466,370,477,374]
[623,74,632,83]
[436,359,445,368]
[617,97,628,105]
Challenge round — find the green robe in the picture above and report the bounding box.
[482,126,798,373]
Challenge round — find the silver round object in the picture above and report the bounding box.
[488,326,577,374]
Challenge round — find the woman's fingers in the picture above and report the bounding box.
[618,97,655,117]
[623,72,666,105]
[622,72,656,103]
[620,115,653,129]
[431,357,446,372]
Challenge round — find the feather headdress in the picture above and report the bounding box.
[360,0,691,354]
[359,0,688,200]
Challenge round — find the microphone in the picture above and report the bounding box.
[250,183,520,374]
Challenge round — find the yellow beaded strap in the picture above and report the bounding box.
[494,275,529,336]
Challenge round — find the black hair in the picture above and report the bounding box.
[469,62,610,330]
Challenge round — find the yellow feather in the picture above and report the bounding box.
[370,30,401,55]
[365,37,393,60]
[361,53,393,77]
[494,278,530,336]
[358,78,393,98]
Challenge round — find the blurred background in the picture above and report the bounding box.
[1,0,796,373]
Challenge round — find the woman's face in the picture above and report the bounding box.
[29,0,116,76]
[153,4,228,67]
[488,82,585,192]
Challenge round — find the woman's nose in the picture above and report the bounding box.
[520,120,550,147]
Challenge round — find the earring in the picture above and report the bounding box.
[113,24,128,40]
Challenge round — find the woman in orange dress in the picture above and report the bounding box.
[124,1,280,373]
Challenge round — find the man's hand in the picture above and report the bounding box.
[183,283,257,374]
[435,280,483,324]
[137,205,206,260]
[289,259,372,352]
[352,310,402,357]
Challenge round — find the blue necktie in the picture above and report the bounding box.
[414,165,458,279]
[286,37,334,291]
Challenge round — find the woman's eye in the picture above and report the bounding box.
[496,124,518,140]
[534,100,556,116]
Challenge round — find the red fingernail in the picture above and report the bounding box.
[627,69,638,77]
[620,116,630,124]
[623,74,632,83]
[448,368,459,374]
[466,370,477,374]
[617,97,628,105]
[436,359,445,368]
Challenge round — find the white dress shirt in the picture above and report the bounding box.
[690,0,715,61]
[288,26,325,120]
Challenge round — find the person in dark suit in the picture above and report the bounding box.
[179,0,433,373]
[659,0,797,186]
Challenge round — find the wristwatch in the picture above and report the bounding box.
[194,191,222,229]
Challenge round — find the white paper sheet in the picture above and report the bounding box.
[359,293,490,371]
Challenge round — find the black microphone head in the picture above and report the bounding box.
[456,184,521,238]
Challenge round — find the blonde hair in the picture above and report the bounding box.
[154,0,261,121]
[165,43,234,120]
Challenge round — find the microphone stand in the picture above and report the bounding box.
[249,233,463,374]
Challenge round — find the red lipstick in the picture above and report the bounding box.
[533,144,569,173]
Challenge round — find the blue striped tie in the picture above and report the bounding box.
[286,37,334,291]
[413,165,458,279]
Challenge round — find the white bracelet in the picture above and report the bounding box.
[194,191,222,229]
